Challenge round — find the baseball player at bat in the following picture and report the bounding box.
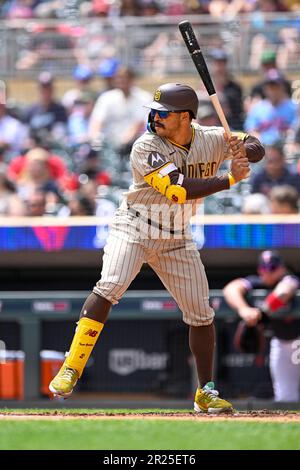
[50,83,264,413]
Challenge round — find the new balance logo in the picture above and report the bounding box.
[84,329,98,337]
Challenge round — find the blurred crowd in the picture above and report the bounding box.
[2,1,298,80]
[0,63,153,217]
[0,0,299,19]
[0,44,299,218]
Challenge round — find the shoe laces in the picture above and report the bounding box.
[202,387,219,399]
[61,367,77,382]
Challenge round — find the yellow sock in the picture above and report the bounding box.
[65,317,104,377]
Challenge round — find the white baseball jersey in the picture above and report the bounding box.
[94,123,230,325]
[120,122,230,233]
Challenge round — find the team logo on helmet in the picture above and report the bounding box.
[148,151,166,168]
[154,90,161,101]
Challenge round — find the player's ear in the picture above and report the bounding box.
[181,111,190,122]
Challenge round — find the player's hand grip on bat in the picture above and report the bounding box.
[225,134,246,159]
[229,156,250,185]
[237,306,262,327]
[225,133,250,184]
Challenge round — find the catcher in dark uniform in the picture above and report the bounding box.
[223,250,300,402]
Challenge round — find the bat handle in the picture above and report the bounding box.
[210,94,231,137]
[210,94,251,178]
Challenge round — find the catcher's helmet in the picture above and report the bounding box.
[258,250,284,272]
[145,83,199,118]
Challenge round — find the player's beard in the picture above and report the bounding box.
[154,122,167,136]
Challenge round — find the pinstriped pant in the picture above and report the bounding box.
[93,210,214,326]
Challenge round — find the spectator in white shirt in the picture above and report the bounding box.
[88,66,151,157]
[0,102,28,160]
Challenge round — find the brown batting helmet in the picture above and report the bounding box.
[145,83,199,118]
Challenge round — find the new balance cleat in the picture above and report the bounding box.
[52,395,68,402]
[194,382,233,414]
[49,363,79,398]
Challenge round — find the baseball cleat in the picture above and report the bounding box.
[194,382,233,414]
[52,394,67,402]
[49,363,79,398]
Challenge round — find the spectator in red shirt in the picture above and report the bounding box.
[8,146,69,188]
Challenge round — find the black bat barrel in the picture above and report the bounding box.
[179,20,216,96]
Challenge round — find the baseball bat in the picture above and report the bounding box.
[178,20,231,137]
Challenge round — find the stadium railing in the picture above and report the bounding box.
[0,12,299,77]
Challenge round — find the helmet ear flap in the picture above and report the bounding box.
[147,112,156,134]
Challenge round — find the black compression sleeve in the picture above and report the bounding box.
[183,175,230,199]
[168,170,230,200]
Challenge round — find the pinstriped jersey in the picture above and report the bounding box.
[121,122,231,232]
